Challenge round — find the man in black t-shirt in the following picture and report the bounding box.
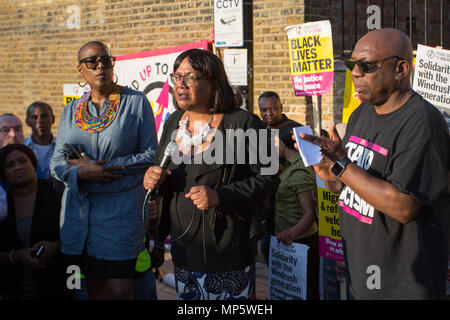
[297,28,449,299]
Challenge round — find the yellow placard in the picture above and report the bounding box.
[64,96,79,105]
[288,35,334,75]
[317,187,341,240]
[342,68,362,123]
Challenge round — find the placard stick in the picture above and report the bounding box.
[312,95,322,137]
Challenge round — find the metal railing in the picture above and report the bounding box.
[328,0,447,57]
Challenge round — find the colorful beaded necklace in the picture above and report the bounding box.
[75,91,121,133]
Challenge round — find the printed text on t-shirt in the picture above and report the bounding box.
[338,136,388,224]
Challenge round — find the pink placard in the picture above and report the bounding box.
[292,71,334,96]
[319,235,344,261]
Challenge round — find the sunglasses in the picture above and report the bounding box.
[79,55,116,69]
[344,56,403,73]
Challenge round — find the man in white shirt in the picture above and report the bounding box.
[24,102,56,179]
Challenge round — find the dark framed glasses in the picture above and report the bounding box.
[79,55,116,69]
[169,73,207,87]
[344,56,403,73]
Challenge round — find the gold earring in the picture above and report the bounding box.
[78,79,87,87]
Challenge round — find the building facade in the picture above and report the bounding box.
[0,0,447,135]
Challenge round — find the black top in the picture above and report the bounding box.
[0,179,70,300]
[340,92,449,299]
[169,158,215,269]
[156,108,280,273]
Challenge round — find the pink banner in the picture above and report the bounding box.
[292,71,334,96]
[114,41,211,139]
[319,236,344,261]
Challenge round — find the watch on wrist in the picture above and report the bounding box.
[330,157,352,177]
[9,250,16,264]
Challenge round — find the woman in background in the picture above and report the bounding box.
[0,144,69,300]
[275,122,319,300]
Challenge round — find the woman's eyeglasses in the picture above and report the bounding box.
[344,56,403,73]
[169,73,207,87]
[79,55,116,69]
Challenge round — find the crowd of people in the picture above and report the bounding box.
[0,27,448,300]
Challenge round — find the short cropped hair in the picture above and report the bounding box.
[0,113,17,118]
[26,101,54,119]
[258,91,281,105]
[78,41,111,62]
[278,121,303,151]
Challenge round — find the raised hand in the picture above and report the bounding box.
[297,123,346,163]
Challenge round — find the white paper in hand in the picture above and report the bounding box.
[293,126,322,167]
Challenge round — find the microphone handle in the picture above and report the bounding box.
[147,154,171,198]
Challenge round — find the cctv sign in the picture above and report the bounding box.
[214,0,244,47]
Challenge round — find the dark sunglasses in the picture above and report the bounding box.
[79,55,116,69]
[344,56,403,73]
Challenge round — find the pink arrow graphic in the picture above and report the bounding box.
[154,78,170,134]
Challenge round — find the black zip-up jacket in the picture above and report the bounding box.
[0,179,70,300]
[155,108,280,273]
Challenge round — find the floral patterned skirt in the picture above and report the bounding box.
[174,264,255,300]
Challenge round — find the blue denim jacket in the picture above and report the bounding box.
[50,87,157,260]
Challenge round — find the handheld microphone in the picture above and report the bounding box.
[142,141,178,226]
[147,140,178,197]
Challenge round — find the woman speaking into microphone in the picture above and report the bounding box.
[143,49,279,300]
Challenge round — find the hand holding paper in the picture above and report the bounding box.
[294,123,347,163]
[293,126,322,166]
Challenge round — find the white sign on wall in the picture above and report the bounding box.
[224,48,247,86]
[214,0,244,47]
[63,83,90,105]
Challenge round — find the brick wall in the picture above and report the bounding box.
[253,0,346,130]
[0,0,447,136]
[0,0,215,136]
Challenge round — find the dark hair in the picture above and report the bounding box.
[26,101,54,120]
[258,91,281,105]
[78,41,110,62]
[0,144,38,182]
[173,49,242,113]
[0,113,18,118]
[278,121,302,151]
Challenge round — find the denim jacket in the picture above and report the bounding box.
[50,87,157,260]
